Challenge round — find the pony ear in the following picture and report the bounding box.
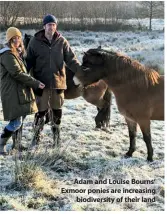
[84,52,90,56]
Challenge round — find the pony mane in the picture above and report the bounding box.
[101,50,160,87]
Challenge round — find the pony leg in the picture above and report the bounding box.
[139,120,153,162]
[95,107,108,128]
[95,107,111,128]
[125,119,137,158]
[100,88,111,128]
[95,107,102,128]
[83,87,112,129]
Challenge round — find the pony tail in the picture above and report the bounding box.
[149,70,160,85]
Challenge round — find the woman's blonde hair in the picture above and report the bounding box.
[8,38,26,57]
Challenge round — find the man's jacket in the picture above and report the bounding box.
[26,29,81,89]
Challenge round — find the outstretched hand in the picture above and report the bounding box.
[38,82,45,89]
[82,66,91,73]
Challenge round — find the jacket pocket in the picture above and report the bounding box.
[17,84,35,104]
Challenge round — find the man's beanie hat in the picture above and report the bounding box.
[6,27,22,42]
[43,14,57,25]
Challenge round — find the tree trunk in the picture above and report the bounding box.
[149,1,153,31]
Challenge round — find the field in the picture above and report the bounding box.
[0,24,164,211]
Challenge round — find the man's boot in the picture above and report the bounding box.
[31,111,45,147]
[11,124,27,151]
[0,127,13,155]
[52,109,62,147]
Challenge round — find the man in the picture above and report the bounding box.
[26,14,82,146]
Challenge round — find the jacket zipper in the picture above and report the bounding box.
[43,38,59,69]
[49,46,51,68]
[46,44,54,88]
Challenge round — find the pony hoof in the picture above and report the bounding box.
[124,154,132,159]
[147,157,153,162]
[96,125,102,129]
[124,152,133,158]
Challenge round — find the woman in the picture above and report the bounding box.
[0,27,45,155]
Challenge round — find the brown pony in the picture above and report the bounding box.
[74,48,164,162]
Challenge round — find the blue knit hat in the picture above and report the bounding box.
[43,14,57,25]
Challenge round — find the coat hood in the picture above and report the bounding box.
[0,46,10,54]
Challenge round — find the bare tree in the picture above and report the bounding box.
[0,1,24,27]
[136,1,164,31]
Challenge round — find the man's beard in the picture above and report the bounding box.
[45,29,56,41]
[48,30,55,36]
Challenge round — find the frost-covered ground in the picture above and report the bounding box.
[126,18,164,31]
[0,23,164,211]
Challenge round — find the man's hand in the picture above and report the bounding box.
[38,82,45,89]
[82,66,92,73]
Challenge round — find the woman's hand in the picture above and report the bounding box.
[38,82,45,89]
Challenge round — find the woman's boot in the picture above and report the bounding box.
[0,128,13,155]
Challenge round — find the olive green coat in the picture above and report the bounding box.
[0,48,40,121]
